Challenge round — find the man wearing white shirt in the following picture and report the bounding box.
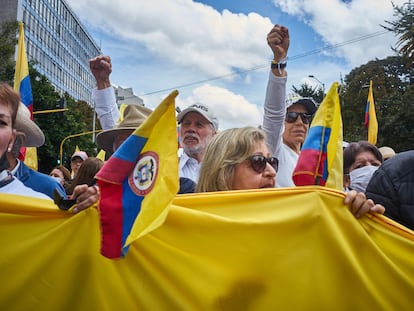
[89,56,218,184]
[176,103,219,183]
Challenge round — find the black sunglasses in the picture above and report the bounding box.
[246,155,279,174]
[285,112,312,124]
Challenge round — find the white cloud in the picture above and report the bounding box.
[67,0,274,77]
[66,0,406,131]
[273,0,405,67]
[170,84,263,130]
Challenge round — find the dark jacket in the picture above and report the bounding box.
[365,150,414,230]
[14,161,67,199]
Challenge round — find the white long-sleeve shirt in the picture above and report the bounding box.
[92,87,120,130]
[93,87,199,181]
[262,71,297,188]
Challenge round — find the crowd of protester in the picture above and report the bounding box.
[1,24,412,231]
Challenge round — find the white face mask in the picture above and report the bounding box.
[349,165,378,193]
[50,176,63,184]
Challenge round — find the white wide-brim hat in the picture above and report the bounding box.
[14,102,45,147]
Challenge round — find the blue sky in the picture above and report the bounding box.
[66,0,404,129]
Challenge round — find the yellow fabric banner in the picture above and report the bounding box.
[1,187,413,310]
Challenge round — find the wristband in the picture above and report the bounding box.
[271,59,287,74]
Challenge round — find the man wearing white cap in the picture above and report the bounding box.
[89,55,218,183]
[176,104,219,182]
[7,102,67,199]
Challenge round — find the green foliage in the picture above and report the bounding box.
[1,18,98,174]
[0,21,18,83]
[382,1,414,67]
[341,56,414,151]
[291,84,325,103]
[30,65,98,173]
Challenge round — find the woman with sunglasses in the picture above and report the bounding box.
[197,127,277,192]
[262,24,319,188]
[196,126,384,218]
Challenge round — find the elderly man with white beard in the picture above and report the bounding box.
[176,104,219,183]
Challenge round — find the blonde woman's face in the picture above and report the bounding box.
[232,140,276,190]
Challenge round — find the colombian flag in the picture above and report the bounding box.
[364,80,378,145]
[293,82,343,190]
[13,22,33,113]
[95,90,179,259]
[13,21,38,170]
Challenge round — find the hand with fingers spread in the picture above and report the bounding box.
[344,190,385,219]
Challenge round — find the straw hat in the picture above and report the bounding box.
[96,104,152,153]
[14,102,45,147]
[378,146,396,160]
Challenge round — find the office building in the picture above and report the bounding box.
[0,0,102,104]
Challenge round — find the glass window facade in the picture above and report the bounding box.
[1,0,102,105]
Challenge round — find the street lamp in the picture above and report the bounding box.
[308,75,325,92]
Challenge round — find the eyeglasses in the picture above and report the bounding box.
[285,112,312,124]
[246,155,279,174]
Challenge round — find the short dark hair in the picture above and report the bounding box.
[343,141,383,174]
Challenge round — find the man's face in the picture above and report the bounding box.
[282,104,310,147]
[179,112,215,160]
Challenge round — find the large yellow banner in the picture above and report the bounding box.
[1,187,413,310]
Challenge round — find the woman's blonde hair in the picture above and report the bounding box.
[196,126,266,192]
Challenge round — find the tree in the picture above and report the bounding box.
[290,83,324,103]
[30,65,98,173]
[382,1,414,67]
[0,21,18,83]
[341,56,414,151]
[1,20,98,173]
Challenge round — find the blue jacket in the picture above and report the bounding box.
[14,161,67,199]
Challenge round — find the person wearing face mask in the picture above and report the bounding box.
[343,141,383,192]
[0,83,50,199]
[7,102,67,200]
[196,126,384,218]
[49,165,72,191]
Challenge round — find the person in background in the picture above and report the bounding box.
[197,126,385,219]
[89,55,218,184]
[262,24,318,188]
[70,150,88,179]
[343,141,383,193]
[7,100,66,199]
[378,146,396,161]
[66,157,104,196]
[50,165,71,191]
[365,150,414,230]
[69,104,151,213]
[0,82,50,199]
[176,103,219,183]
